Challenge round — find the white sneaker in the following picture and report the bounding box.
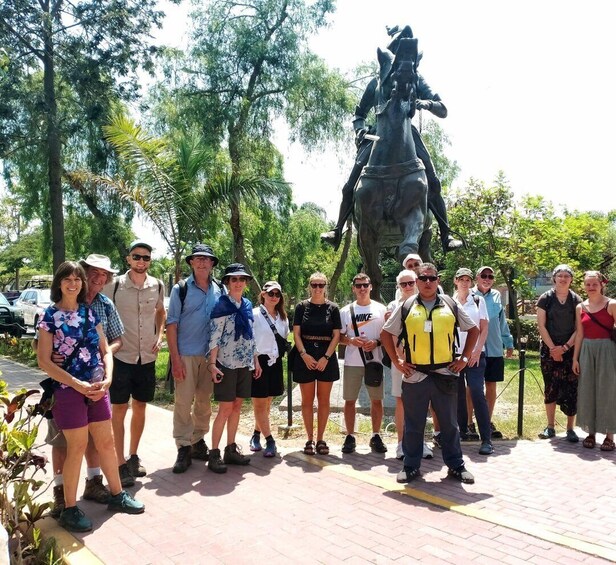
[396,442,404,460]
[422,442,433,459]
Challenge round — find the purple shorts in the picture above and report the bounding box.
[52,386,112,430]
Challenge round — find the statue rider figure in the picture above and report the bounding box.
[321,25,463,253]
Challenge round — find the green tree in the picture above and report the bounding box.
[0,0,171,269]
[168,0,355,266]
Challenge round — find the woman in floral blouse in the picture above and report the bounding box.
[37,261,144,533]
[208,263,262,473]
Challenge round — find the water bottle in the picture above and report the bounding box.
[361,332,374,360]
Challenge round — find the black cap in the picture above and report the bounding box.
[185,243,219,266]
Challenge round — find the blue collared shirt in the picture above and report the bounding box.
[89,292,124,342]
[472,287,514,356]
[167,274,221,357]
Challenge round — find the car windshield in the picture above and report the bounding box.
[0,294,9,306]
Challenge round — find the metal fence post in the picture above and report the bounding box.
[517,335,528,437]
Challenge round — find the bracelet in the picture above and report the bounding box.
[299,349,307,356]
[209,362,217,367]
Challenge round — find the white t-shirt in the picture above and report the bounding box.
[340,300,387,366]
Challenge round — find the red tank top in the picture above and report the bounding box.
[581,304,614,339]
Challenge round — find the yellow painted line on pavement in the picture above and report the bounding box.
[288,451,616,563]
[38,517,104,565]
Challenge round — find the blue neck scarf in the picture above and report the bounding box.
[211,295,254,341]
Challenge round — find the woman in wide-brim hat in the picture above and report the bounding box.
[207,263,261,473]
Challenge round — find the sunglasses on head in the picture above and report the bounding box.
[131,254,151,262]
[417,275,438,282]
[310,282,326,289]
[480,273,495,280]
[230,276,247,282]
[354,282,370,288]
[399,280,416,288]
[266,290,281,298]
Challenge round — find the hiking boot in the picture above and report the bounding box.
[422,442,433,459]
[490,422,503,439]
[432,433,442,449]
[50,485,65,518]
[478,441,494,455]
[369,434,388,453]
[538,426,556,439]
[119,463,135,488]
[207,448,227,474]
[448,465,475,484]
[172,446,192,474]
[127,454,146,477]
[461,429,480,441]
[83,475,111,503]
[396,466,420,483]
[107,490,145,514]
[320,228,342,250]
[566,429,579,443]
[223,443,251,465]
[263,437,277,458]
[341,434,356,454]
[191,439,209,461]
[249,433,262,452]
[59,506,92,532]
[396,441,404,460]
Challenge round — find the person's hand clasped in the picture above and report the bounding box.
[302,353,317,371]
[315,356,328,372]
[362,339,377,353]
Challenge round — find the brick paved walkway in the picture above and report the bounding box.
[2,357,614,564]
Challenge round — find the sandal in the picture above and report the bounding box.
[582,435,596,449]
[315,440,330,455]
[600,438,615,452]
[303,440,315,455]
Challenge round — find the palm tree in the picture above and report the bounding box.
[80,113,289,285]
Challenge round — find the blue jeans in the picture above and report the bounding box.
[401,374,464,470]
[457,354,491,442]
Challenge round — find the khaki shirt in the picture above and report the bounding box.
[104,271,165,365]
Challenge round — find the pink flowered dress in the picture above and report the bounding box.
[37,304,102,388]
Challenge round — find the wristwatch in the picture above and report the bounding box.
[324,354,331,360]
[461,356,469,363]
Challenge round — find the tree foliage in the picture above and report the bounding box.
[0,0,172,268]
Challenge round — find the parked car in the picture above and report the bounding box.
[14,288,52,331]
[0,293,25,338]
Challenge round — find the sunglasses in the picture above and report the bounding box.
[310,282,326,288]
[354,283,370,288]
[399,280,416,288]
[266,290,281,298]
[131,254,151,262]
[480,273,495,280]
[229,276,247,282]
[417,275,438,282]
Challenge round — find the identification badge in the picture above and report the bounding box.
[423,321,432,333]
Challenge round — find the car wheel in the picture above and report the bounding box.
[32,315,39,331]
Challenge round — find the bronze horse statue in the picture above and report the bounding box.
[354,34,432,299]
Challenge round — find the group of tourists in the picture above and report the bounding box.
[36,238,616,532]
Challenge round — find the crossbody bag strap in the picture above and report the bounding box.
[349,304,367,366]
[260,305,281,337]
[582,304,614,333]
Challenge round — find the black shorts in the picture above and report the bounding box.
[109,358,156,404]
[252,354,284,398]
[214,363,252,402]
[484,356,505,383]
